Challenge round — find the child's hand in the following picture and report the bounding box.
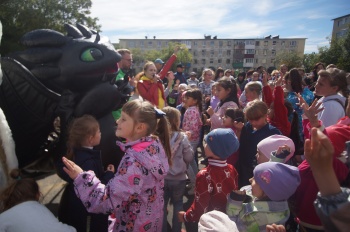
[233,121,244,131]
[304,128,334,173]
[262,72,268,86]
[106,164,115,173]
[206,106,214,116]
[62,157,83,180]
[184,131,191,140]
[275,75,283,87]
[266,224,286,232]
[178,211,185,222]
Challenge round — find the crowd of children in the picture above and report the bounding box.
[1,62,350,232]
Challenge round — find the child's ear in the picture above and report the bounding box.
[135,122,146,134]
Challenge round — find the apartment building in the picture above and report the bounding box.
[332,14,350,39]
[119,36,306,73]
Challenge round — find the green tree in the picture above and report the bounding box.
[317,28,350,71]
[303,52,320,72]
[0,0,100,55]
[275,51,303,69]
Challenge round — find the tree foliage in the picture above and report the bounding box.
[130,42,192,73]
[316,28,350,71]
[303,52,320,73]
[275,51,303,69]
[0,0,100,55]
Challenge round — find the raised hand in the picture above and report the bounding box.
[62,157,83,180]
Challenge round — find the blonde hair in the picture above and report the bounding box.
[244,100,268,120]
[122,100,172,165]
[318,68,348,98]
[162,107,181,132]
[245,81,262,95]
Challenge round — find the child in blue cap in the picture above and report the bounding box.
[178,128,239,223]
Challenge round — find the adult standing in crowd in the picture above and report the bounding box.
[155,46,179,86]
[174,63,187,84]
[112,49,133,120]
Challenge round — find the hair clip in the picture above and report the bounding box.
[155,108,166,118]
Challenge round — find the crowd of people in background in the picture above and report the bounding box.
[1,46,350,232]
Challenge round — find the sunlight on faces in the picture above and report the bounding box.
[249,177,265,199]
[256,149,269,164]
[216,85,231,101]
[116,111,140,141]
[119,53,133,70]
[144,64,157,79]
[315,76,338,97]
[248,115,267,131]
[244,88,257,102]
[184,96,197,108]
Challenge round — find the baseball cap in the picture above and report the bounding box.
[154,58,164,64]
[177,63,184,68]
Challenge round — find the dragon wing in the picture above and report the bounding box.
[0,57,60,167]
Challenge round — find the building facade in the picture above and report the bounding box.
[332,14,350,40]
[119,36,306,73]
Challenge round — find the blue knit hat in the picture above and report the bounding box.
[204,128,239,160]
[253,162,300,201]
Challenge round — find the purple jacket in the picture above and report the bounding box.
[73,136,169,232]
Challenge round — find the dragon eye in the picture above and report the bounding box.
[81,48,103,61]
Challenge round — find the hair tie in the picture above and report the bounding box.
[155,108,166,118]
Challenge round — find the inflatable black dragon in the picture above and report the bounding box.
[0,23,130,169]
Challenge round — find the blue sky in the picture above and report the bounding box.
[90,0,350,54]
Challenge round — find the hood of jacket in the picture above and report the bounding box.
[117,136,169,180]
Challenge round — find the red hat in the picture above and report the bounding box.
[325,124,350,157]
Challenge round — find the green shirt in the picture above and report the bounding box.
[112,70,126,120]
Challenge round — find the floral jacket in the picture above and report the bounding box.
[73,136,169,232]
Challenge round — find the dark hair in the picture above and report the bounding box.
[214,67,224,81]
[0,178,39,212]
[217,77,239,107]
[185,88,205,123]
[284,101,301,156]
[284,68,303,93]
[225,108,245,123]
[122,100,172,165]
[312,62,325,82]
[246,69,254,77]
[244,100,268,120]
[66,115,99,160]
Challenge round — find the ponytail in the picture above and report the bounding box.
[155,117,172,166]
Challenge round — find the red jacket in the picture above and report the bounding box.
[158,54,177,80]
[184,159,238,222]
[263,85,291,136]
[137,76,165,109]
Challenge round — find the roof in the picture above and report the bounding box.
[332,13,350,21]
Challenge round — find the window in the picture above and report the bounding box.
[128,41,135,47]
[194,59,198,64]
[263,49,267,55]
[210,41,214,47]
[227,41,232,46]
[219,41,223,47]
[255,41,260,46]
[262,59,266,64]
[210,58,214,64]
[246,49,254,54]
[140,41,144,48]
[245,40,254,45]
[193,50,197,56]
[264,41,268,46]
[202,41,206,47]
[245,58,254,63]
[272,41,277,45]
[271,50,276,55]
[226,59,230,64]
[148,41,153,45]
[281,41,285,46]
[290,41,297,46]
[201,59,206,65]
[218,49,222,55]
[193,41,198,47]
[201,50,205,56]
[218,58,222,64]
[227,50,231,56]
[210,50,214,56]
[165,42,168,46]
[255,59,258,63]
[157,41,162,47]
